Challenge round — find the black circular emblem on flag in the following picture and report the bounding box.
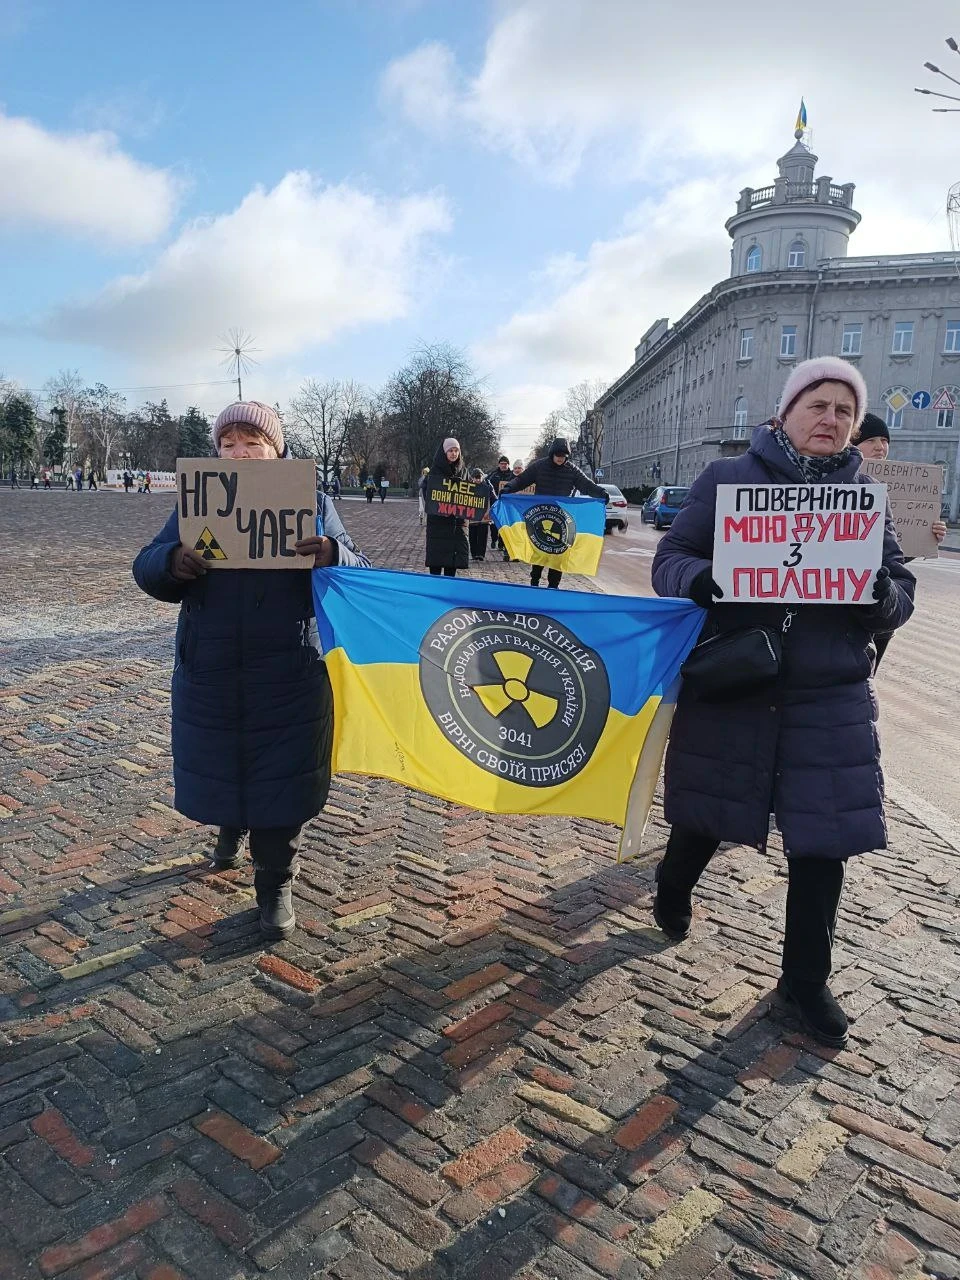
[419,608,610,788]
[525,502,577,556]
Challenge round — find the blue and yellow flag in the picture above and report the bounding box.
[313,569,704,853]
[492,493,605,576]
[795,99,808,132]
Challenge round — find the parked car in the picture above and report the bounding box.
[600,484,629,532]
[640,485,690,530]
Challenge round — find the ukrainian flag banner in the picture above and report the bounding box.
[492,493,605,576]
[313,569,704,858]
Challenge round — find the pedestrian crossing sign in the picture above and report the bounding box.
[194,527,228,560]
[933,388,956,411]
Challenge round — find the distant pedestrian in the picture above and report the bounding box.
[364,477,376,504]
[143,472,152,494]
[87,469,97,491]
[379,477,388,503]
[73,466,83,492]
[30,472,39,490]
[331,475,341,501]
[9,466,20,489]
[123,469,133,493]
[42,469,51,490]
[424,438,469,577]
[64,470,74,490]
[486,455,512,556]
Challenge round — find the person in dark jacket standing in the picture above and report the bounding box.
[503,437,609,588]
[467,466,494,562]
[424,438,469,576]
[486,455,512,558]
[650,358,915,1047]
[133,400,370,941]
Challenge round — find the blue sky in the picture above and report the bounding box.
[1,0,955,454]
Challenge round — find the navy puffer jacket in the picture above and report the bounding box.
[133,493,369,830]
[651,426,915,860]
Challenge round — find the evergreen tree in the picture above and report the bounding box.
[178,406,212,457]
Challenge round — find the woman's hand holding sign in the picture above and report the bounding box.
[294,535,337,567]
[170,545,207,581]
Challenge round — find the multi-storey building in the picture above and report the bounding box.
[596,129,960,516]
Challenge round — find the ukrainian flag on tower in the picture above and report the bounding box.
[795,99,808,133]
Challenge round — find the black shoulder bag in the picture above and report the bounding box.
[680,609,795,703]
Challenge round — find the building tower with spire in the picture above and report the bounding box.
[594,111,960,512]
[726,133,860,278]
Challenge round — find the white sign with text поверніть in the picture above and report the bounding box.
[713,484,888,605]
[176,458,317,569]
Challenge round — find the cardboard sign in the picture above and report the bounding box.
[861,460,942,559]
[424,477,489,522]
[713,484,887,604]
[176,458,317,569]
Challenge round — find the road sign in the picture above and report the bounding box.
[595,469,604,478]
[912,390,932,410]
[933,388,956,411]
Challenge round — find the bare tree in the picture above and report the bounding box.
[80,382,125,472]
[342,394,385,483]
[533,379,608,475]
[382,343,501,482]
[287,379,353,482]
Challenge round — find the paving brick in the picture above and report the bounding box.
[443,1125,529,1188]
[37,1195,168,1276]
[612,1095,678,1150]
[193,1110,281,1170]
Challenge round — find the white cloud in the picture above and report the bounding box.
[0,109,180,243]
[380,41,460,135]
[42,171,452,363]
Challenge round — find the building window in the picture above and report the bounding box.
[787,240,806,268]
[881,387,910,430]
[938,407,954,430]
[734,396,748,427]
[892,321,914,355]
[739,329,754,360]
[780,325,797,358]
[841,323,862,356]
[745,245,762,273]
[945,320,960,353]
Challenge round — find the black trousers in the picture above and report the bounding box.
[659,825,845,985]
[469,523,489,559]
[530,565,562,588]
[219,825,302,879]
[429,566,457,577]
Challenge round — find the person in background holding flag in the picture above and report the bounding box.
[503,437,609,588]
[650,357,915,1048]
[424,437,470,577]
[132,400,370,942]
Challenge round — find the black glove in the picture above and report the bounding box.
[868,566,897,619]
[688,567,724,609]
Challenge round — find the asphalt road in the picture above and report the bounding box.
[596,509,960,839]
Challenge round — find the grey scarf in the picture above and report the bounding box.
[771,424,852,482]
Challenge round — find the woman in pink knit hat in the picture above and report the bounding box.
[650,358,916,1049]
[133,401,371,940]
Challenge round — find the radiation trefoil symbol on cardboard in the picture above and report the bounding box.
[419,608,610,787]
[194,527,228,560]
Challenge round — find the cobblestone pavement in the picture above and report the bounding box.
[1,490,959,1280]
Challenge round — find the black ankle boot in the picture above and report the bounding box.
[652,860,692,941]
[212,827,247,870]
[255,873,296,940]
[777,977,848,1048]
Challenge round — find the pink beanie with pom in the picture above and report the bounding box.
[213,401,285,455]
[779,357,868,429]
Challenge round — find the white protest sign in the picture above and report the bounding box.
[861,460,942,559]
[176,458,317,569]
[713,484,887,605]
